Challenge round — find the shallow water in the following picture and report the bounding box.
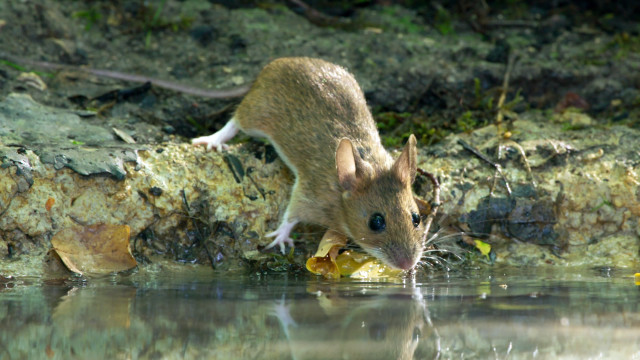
[1,267,638,360]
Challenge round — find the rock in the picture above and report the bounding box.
[0,94,292,277]
[424,113,640,267]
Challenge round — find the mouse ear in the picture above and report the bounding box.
[336,138,357,191]
[392,134,417,185]
[336,138,374,191]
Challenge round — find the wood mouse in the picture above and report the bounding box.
[192,57,426,270]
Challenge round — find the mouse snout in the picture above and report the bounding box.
[393,257,417,271]
[386,245,421,270]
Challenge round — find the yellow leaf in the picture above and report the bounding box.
[306,255,340,279]
[313,230,348,257]
[474,239,492,259]
[335,251,402,278]
[306,229,402,279]
[306,230,347,279]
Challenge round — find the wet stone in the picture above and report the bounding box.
[0,93,140,179]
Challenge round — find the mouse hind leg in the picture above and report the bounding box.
[191,118,240,151]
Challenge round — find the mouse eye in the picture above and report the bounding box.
[411,212,420,227]
[368,213,386,232]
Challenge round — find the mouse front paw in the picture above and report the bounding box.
[264,232,294,254]
[264,219,298,254]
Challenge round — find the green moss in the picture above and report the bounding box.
[378,6,424,34]
[591,199,614,212]
[433,5,454,35]
[375,111,449,148]
[601,32,640,59]
[142,0,194,47]
[374,75,526,148]
[457,111,479,132]
[72,8,102,31]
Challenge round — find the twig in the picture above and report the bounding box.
[458,139,512,195]
[286,0,353,28]
[0,51,249,99]
[495,52,518,129]
[493,53,537,190]
[500,140,537,188]
[417,168,441,245]
[458,139,493,166]
[459,50,518,196]
[484,20,539,29]
[246,167,267,200]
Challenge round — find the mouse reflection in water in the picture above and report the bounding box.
[267,286,440,360]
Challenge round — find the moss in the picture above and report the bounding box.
[375,111,450,148]
[608,32,640,59]
[72,7,102,31]
[433,4,454,35]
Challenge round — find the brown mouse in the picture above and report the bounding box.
[192,57,426,270]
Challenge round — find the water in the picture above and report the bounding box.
[0,267,638,360]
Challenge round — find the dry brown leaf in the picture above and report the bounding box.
[51,224,137,275]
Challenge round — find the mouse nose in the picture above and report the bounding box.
[389,252,418,270]
[394,257,417,271]
[386,243,420,270]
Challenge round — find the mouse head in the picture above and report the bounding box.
[336,135,426,270]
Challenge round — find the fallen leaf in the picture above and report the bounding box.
[51,224,137,275]
[17,72,47,91]
[473,239,492,259]
[306,254,340,279]
[306,230,347,278]
[313,230,347,258]
[306,230,402,279]
[335,251,402,278]
[112,127,136,144]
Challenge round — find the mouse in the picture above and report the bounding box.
[192,57,427,270]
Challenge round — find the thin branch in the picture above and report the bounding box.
[458,139,512,195]
[417,168,441,246]
[286,0,353,28]
[0,51,249,99]
[495,52,518,128]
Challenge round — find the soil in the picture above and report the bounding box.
[0,1,638,144]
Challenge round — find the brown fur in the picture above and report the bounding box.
[234,57,425,269]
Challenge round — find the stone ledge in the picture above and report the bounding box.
[1,94,639,276]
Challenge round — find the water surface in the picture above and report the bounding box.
[1,267,638,359]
